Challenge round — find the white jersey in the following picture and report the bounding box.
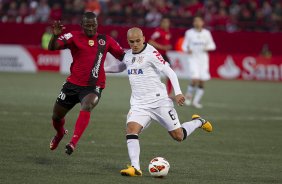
[182,28,216,80]
[182,28,216,62]
[123,43,170,107]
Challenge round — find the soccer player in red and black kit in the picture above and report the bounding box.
[148,18,173,96]
[48,12,125,155]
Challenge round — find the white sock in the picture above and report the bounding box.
[193,88,204,104]
[186,85,195,98]
[127,138,140,170]
[182,120,202,137]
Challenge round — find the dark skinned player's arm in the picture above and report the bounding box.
[48,35,60,51]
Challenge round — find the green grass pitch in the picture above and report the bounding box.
[0,72,281,184]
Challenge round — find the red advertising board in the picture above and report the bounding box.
[210,53,282,81]
[25,48,60,72]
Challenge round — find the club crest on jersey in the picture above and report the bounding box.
[128,69,143,75]
[88,40,94,46]
[137,56,144,64]
[98,39,106,45]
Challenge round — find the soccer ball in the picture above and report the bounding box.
[148,157,170,177]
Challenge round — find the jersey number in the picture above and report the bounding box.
[168,110,176,120]
[58,92,66,100]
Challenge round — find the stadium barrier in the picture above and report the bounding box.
[0,45,281,81]
[1,23,282,55]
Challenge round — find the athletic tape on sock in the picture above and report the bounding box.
[126,134,139,139]
[182,128,187,140]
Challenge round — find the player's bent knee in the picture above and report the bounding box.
[170,128,187,142]
[126,122,142,134]
[173,133,184,142]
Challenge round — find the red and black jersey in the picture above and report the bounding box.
[150,28,171,55]
[57,31,125,88]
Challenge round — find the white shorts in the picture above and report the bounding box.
[126,99,182,132]
[189,58,210,81]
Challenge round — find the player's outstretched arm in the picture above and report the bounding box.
[48,20,65,50]
[104,62,126,73]
[149,40,172,51]
[162,64,185,106]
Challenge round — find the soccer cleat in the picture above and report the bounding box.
[50,129,68,150]
[65,142,75,155]
[120,166,142,177]
[192,114,212,132]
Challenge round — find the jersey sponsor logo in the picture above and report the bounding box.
[128,69,143,75]
[98,39,106,45]
[92,52,103,78]
[88,40,94,46]
[153,50,165,64]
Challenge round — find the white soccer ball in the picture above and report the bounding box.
[148,157,170,177]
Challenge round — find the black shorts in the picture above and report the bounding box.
[56,82,103,110]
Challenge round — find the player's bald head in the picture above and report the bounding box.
[127,27,144,39]
[127,27,145,53]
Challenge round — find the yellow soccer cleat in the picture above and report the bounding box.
[120,165,142,177]
[192,114,213,132]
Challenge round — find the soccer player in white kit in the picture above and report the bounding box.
[182,16,216,108]
[105,27,213,177]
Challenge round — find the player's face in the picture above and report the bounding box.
[128,35,145,53]
[81,18,97,37]
[193,17,204,30]
[161,18,170,30]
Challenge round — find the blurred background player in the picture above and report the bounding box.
[41,26,52,49]
[48,12,125,155]
[105,27,213,176]
[182,16,216,108]
[148,17,173,97]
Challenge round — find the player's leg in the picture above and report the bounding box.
[192,59,210,108]
[66,92,100,155]
[120,122,143,176]
[192,80,205,108]
[50,83,78,150]
[185,60,200,106]
[50,103,70,150]
[169,114,212,141]
[151,104,186,141]
[152,101,212,142]
[121,109,151,176]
